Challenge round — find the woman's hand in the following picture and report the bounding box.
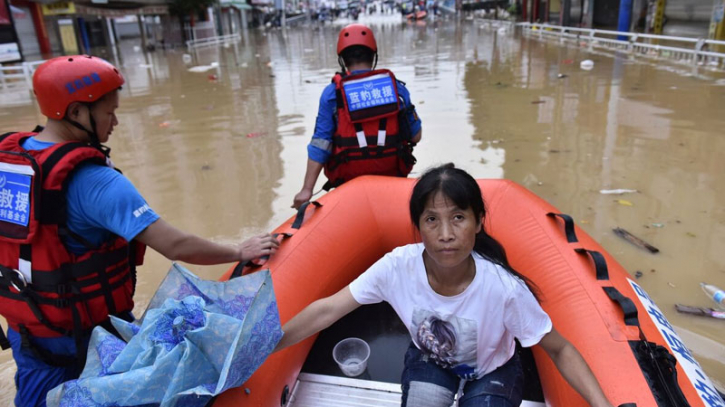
[275,286,361,352]
[538,328,614,407]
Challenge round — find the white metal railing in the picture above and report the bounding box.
[0,60,46,90]
[186,33,241,51]
[517,22,725,69]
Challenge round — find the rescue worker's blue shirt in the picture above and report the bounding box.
[308,70,422,164]
[22,137,159,254]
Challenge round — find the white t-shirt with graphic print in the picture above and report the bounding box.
[349,243,552,380]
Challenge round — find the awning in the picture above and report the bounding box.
[74,3,169,16]
[221,0,253,10]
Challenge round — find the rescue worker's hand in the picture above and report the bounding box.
[292,189,313,209]
[238,233,279,262]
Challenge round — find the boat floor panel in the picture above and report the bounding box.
[289,373,547,407]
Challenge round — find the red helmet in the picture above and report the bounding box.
[33,55,125,119]
[337,24,377,55]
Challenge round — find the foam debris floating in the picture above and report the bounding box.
[580,60,594,70]
[600,189,638,195]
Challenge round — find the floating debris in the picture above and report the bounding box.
[600,189,638,195]
[188,62,219,73]
[246,132,267,138]
[531,100,546,104]
[580,60,594,70]
[201,165,212,171]
[208,74,218,81]
[561,59,574,64]
[651,223,664,228]
[686,232,697,238]
[182,54,192,64]
[675,304,725,320]
[668,282,676,288]
[613,227,659,253]
[615,199,634,206]
[158,121,171,128]
[634,271,643,279]
[557,73,568,79]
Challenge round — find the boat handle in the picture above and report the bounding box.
[574,248,610,280]
[546,212,579,243]
[291,201,322,230]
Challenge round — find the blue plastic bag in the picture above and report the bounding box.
[47,263,282,407]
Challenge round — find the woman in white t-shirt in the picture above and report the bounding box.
[275,163,613,407]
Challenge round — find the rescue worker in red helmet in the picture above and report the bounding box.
[0,55,279,407]
[292,23,422,209]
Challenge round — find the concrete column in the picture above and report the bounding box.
[30,3,51,55]
[137,15,148,50]
[561,0,571,25]
[107,17,119,45]
[101,17,113,47]
[582,0,595,27]
[709,0,725,45]
[616,0,633,38]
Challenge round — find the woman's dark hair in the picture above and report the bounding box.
[409,163,540,300]
[339,45,376,70]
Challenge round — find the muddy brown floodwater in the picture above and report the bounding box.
[1,14,724,404]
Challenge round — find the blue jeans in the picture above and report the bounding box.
[401,343,524,407]
[7,328,87,407]
[7,313,132,407]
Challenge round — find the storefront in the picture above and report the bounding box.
[0,0,23,62]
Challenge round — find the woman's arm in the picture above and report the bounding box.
[275,286,361,352]
[538,328,613,407]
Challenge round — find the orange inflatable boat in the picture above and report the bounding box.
[213,176,722,407]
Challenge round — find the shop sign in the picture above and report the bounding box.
[42,2,76,16]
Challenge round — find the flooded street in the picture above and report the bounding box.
[1,14,724,403]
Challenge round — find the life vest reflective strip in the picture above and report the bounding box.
[323,70,416,189]
[0,132,145,342]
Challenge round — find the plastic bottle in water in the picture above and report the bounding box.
[701,283,725,309]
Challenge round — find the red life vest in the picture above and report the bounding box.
[0,132,145,341]
[323,69,416,189]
